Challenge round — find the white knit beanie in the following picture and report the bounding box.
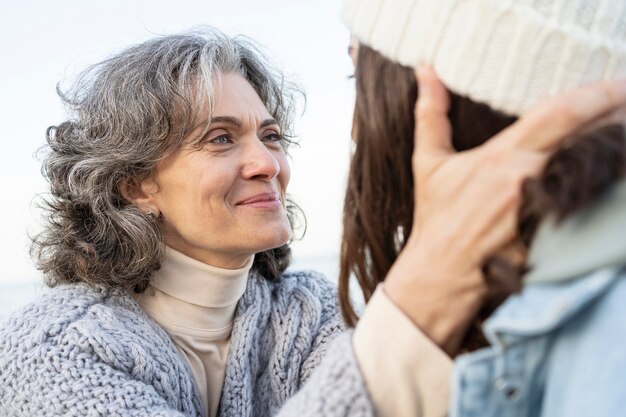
[342,0,626,116]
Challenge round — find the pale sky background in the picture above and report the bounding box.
[0,0,355,288]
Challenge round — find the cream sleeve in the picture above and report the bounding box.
[353,285,453,417]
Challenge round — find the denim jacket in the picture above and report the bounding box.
[449,179,626,417]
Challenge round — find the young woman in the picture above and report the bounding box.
[1,26,623,417]
[341,0,626,415]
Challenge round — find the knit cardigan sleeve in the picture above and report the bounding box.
[0,285,202,417]
[277,271,373,416]
[277,331,373,416]
[218,270,375,417]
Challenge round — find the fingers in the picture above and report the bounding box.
[414,66,453,159]
[500,78,626,152]
[441,149,543,260]
[578,104,626,135]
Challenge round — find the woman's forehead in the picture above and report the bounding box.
[212,73,271,118]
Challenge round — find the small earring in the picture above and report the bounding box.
[146,211,158,220]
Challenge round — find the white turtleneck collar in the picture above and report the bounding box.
[136,246,254,335]
[135,247,254,417]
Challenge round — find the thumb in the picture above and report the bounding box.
[415,65,453,160]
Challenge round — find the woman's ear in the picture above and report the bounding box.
[118,176,160,216]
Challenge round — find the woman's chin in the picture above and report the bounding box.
[249,222,292,251]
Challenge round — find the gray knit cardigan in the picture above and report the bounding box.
[0,270,374,416]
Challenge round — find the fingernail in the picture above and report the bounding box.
[416,65,428,79]
[417,65,429,93]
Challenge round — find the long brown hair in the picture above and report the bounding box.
[339,44,626,351]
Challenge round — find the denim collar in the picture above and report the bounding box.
[484,266,620,344]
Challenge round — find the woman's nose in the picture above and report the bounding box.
[241,139,281,181]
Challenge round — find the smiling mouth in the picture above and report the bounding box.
[236,192,283,209]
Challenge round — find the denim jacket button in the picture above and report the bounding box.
[495,378,522,401]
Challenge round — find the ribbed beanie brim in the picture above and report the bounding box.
[342,0,626,115]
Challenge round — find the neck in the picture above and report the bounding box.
[136,246,254,331]
[153,246,253,307]
[164,240,253,270]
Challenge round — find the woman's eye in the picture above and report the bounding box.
[209,134,232,145]
[262,132,282,142]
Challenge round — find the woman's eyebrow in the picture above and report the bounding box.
[210,116,242,127]
[260,118,279,128]
[209,116,278,129]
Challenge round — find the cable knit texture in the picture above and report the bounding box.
[0,270,374,417]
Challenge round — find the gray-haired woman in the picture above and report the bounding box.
[1,28,624,417]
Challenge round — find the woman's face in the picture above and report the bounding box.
[139,73,292,268]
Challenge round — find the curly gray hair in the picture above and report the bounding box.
[32,27,303,291]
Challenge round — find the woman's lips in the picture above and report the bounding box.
[236,192,282,209]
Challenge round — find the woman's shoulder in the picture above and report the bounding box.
[274,268,337,293]
[0,283,173,364]
[1,283,111,337]
[271,269,344,335]
[2,283,130,328]
[0,284,199,414]
[243,268,341,327]
[270,269,339,307]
